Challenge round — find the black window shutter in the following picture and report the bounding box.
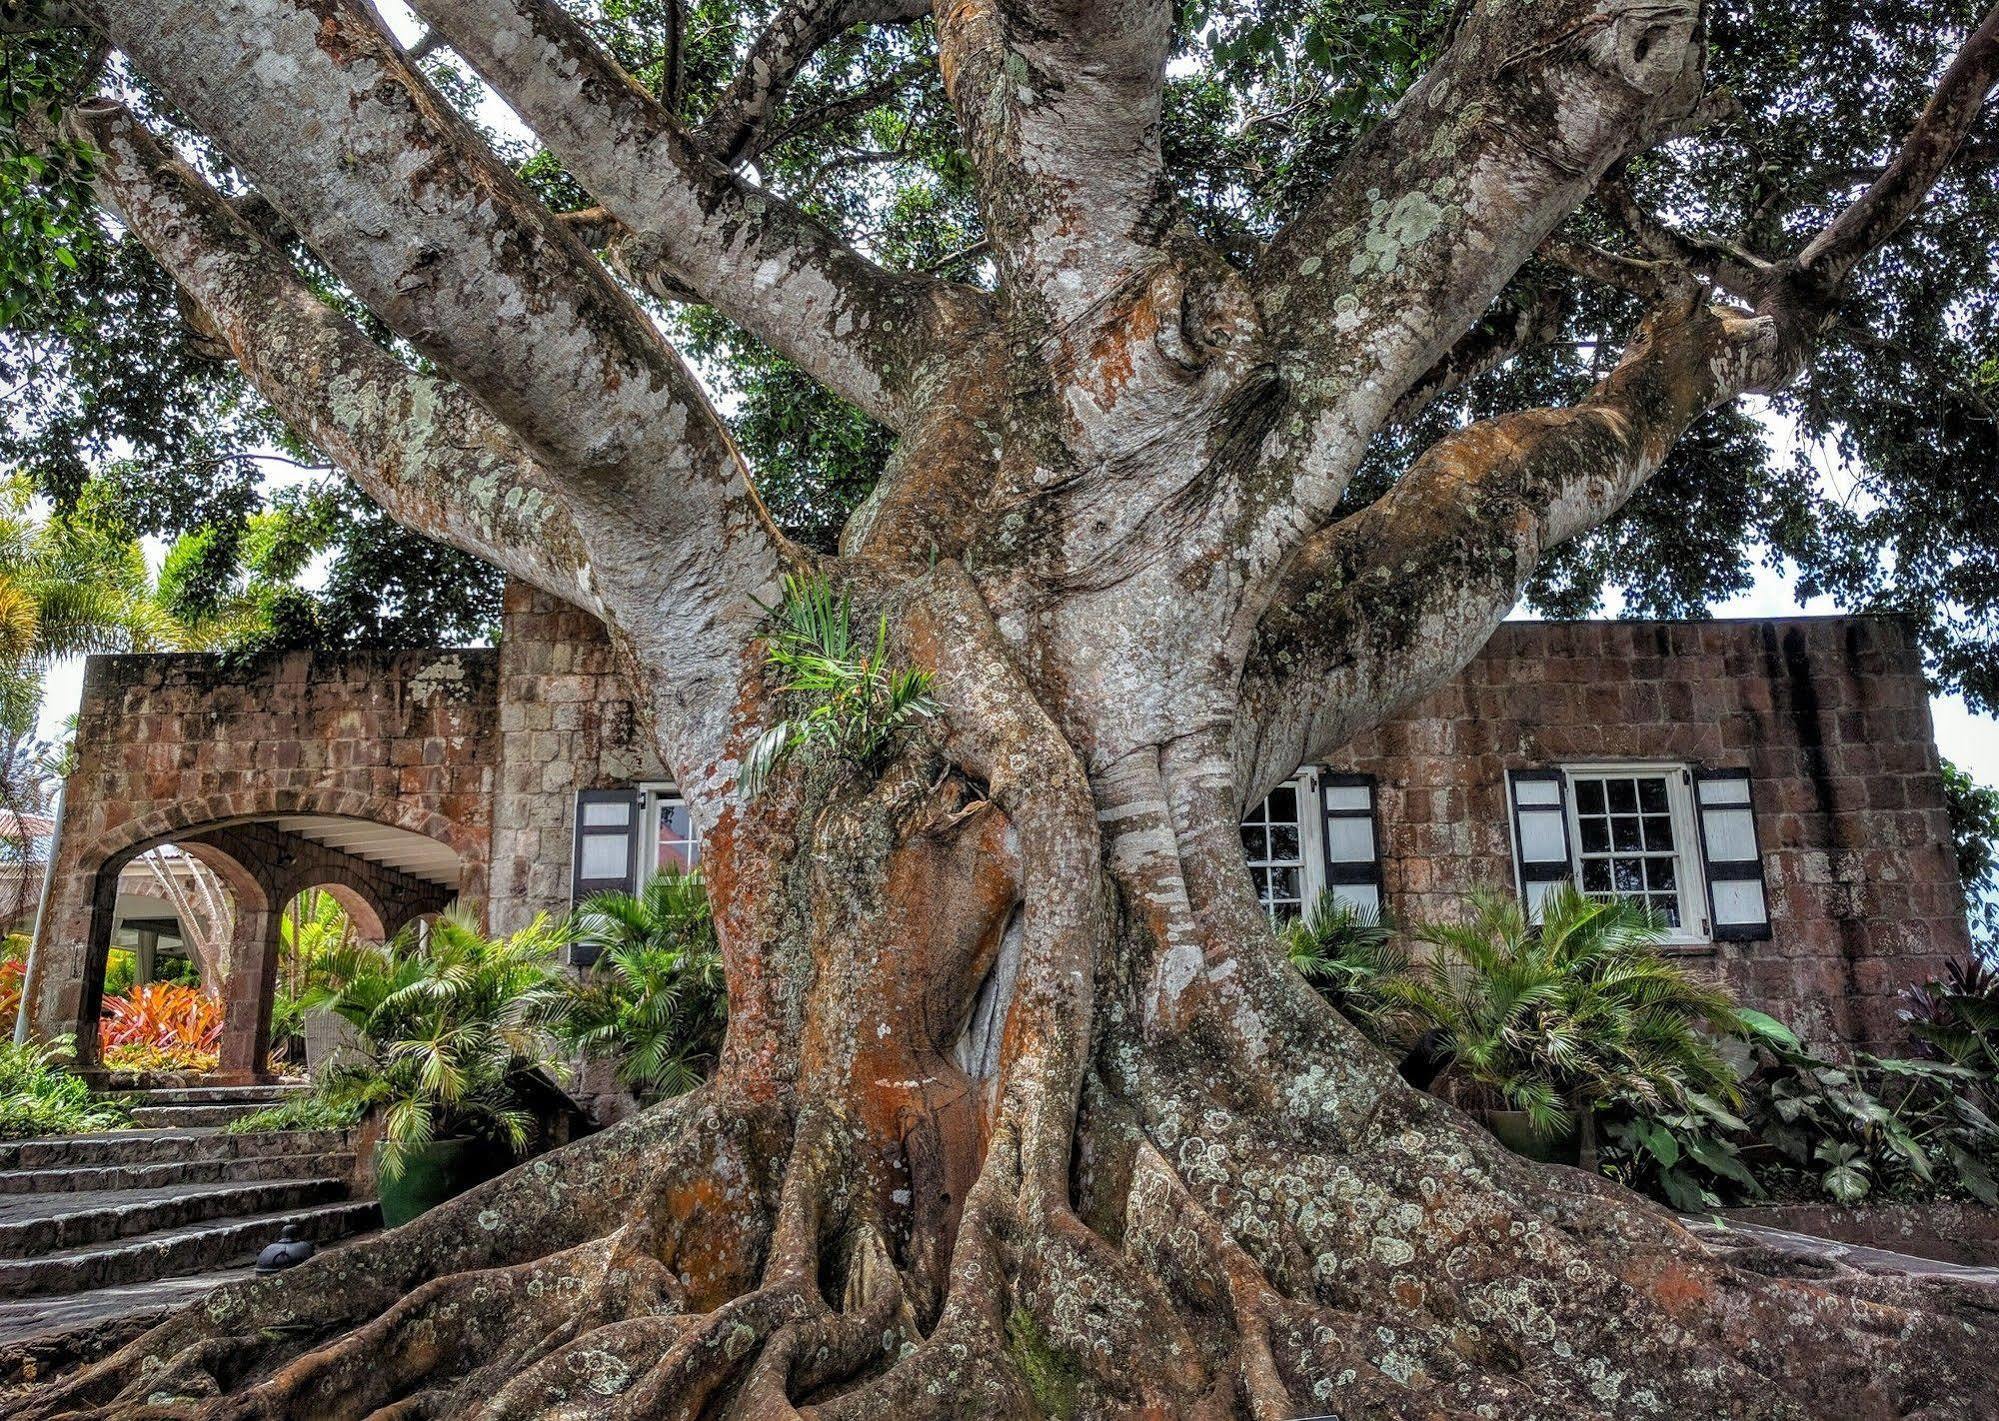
[1694,769,1772,942]
[571,788,642,964]
[1508,769,1573,917]
[1320,773,1384,917]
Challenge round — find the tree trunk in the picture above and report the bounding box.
[12,566,1997,1420]
[17,1,1999,1412]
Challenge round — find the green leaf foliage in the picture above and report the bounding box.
[558,868,727,1100]
[297,909,570,1179]
[742,573,937,795]
[1,1,1991,682]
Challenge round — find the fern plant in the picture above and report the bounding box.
[1282,895,1419,1047]
[742,573,937,795]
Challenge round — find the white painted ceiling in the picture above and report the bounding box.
[271,815,462,888]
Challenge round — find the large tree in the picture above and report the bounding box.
[7,0,1999,1415]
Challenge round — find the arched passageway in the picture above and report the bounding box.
[76,815,461,1079]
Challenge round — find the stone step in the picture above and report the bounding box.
[0,1265,258,1347]
[126,1102,272,1129]
[0,1151,356,1196]
[0,1199,380,1298]
[108,1083,309,1107]
[0,1128,351,1173]
[0,1177,349,1259]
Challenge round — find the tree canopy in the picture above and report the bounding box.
[1,0,1993,705]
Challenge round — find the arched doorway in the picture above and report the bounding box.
[79,814,462,1080]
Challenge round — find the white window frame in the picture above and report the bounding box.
[1557,762,1710,945]
[637,782,702,877]
[1242,770,1325,923]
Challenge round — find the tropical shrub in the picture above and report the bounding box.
[1401,887,1745,1148]
[1282,895,1417,1048]
[0,1037,128,1139]
[0,953,23,1036]
[97,980,224,1073]
[742,573,937,795]
[300,909,569,1178]
[559,869,726,1099]
[1603,1011,1999,1210]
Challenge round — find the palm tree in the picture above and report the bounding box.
[560,869,726,1099]
[0,476,180,735]
[1403,886,1746,1167]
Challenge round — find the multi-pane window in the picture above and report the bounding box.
[1241,782,1308,922]
[644,787,701,874]
[1569,772,1686,926]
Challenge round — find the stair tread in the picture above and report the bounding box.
[0,1177,346,1225]
[0,1198,377,1269]
[0,1266,259,1345]
[0,1152,356,1195]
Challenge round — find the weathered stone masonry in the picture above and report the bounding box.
[1326,617,1970,1052]
[23,592,1969,1071]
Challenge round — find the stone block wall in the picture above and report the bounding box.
[487,584,667,935]
[25,647,499,1071]
[1325,617,1970,1054]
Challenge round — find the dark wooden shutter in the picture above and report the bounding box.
[571,789,642,965]
[1694,769,1771,941]
[1508,769,1573,916]
[1320,773,1383,917]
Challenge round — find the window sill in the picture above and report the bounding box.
[1657,940,1718,955]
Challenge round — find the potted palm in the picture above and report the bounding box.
[307,909,569,1225]
[1403,887,1745,1169]
[559,868,727,1105]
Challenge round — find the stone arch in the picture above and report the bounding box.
[82,835,270,1077]
[70,800,466,1080]
[289,882,388,945]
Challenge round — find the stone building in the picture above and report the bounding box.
[19,584,1971,1076]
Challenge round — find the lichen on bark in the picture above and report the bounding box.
[12,0,1999,1415]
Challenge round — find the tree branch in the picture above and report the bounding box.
[1237,293,1783,805]
[1595,177,1771,301]
[1239,2,1999,800]
[697,0,930,167]
[1798,2,1999,288]
[71,100,596,607]
[933,0,1175,321]
[1386,280,1569,426]
[406,0,986,429]
[1254,0,1708,509]
[86,0,785,783]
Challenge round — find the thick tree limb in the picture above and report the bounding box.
[1237,292,1783,806]
[71,101,595,607]
[1254,0,1707,512]
[1386,280,1569,426]
[1240,1,1999,800]
[1798,2,1999,287]
[407,0,985,429]
[933,0,1174,321]
[83,0,783,783]
[697,0,930,167]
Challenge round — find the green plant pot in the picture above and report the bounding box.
[1482,1109,1581,1166]
[376,1138,497,1227]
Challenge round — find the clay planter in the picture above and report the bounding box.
[376,1137,503,1227]
[1482,1109,1582,1167]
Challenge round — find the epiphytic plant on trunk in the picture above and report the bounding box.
[8,0,1999,1416]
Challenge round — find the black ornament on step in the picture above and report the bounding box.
[255,1225,316,1274]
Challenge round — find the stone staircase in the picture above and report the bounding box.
[0,1083,379,1343]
